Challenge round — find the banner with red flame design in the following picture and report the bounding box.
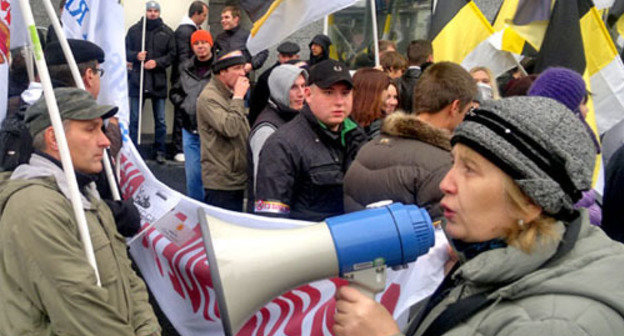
[119,142,449,336]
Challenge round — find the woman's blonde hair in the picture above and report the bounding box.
[470,66,501,100]
[501,175,559,253]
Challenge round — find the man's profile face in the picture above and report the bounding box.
[146,8,160,20]
[193,5,208,26]
[310,43,323,57]
[219,64,246,90]
[65,118,111,175]
[192,40,212,61]
[305,83,352,131]
[220,11,239,30]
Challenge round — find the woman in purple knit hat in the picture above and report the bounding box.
[528,67,602,226]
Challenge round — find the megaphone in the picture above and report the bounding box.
[198,202,434,336]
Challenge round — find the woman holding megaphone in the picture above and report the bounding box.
[334,97,624,336]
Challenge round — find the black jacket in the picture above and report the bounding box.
[171,23,198,85]
[248,61,280,124]
[125,17,175,98]
[254,106,367,221]
[602,143,624,242]
[397,67,422,113]
[308,34,332,66]
[169,57,213,132]
[214,25,268,70]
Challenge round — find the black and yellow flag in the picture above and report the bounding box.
[428,0,493,64]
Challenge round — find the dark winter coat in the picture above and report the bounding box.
[343,112,452,220]
[214,25,268,70]
[308,34,332,66]
[125,17,175,98]
[254,106,367,221]
[169,57,213,132]
[602,143,624,242]
[171,21,198,85]
[397,67,422,113]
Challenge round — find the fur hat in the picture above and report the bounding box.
[451,96,596,219]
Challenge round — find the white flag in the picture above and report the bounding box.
[242,0,357,56]
[61,0,130,125]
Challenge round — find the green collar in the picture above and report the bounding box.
[317,118,358,146]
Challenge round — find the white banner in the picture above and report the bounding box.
[119,141,448,336]
[61,0,130,125]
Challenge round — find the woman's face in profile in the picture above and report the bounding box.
[439,144,518,243]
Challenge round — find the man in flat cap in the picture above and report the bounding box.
[126,0,175,164]
[249,41,301,124]
[0,87,161,336]
[254,60,367,221]
[196,50,250,211]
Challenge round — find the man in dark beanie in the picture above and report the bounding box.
[125,0,175,164]
[45,39,105,98]
[196,50,250,211]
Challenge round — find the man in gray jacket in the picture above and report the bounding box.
[196,50,250,211]
[343,62,477,220]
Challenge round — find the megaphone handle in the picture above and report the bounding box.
[343,265,387,299]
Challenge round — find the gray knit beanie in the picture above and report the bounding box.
[451,96,596,219]
[268,64,308,108]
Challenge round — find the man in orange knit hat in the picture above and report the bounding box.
[169,29,214,201]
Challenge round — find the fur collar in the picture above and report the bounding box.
[381,112,452,151]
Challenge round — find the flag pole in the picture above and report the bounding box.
[18,0,101,286]
[137,13,147,145]
[370,0,380,67]
[42,0,121,201]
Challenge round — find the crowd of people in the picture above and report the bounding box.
[3,0,624,335]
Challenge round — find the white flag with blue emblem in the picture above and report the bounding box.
[61,0,130,126]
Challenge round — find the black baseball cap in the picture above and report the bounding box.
[308,59,352,89]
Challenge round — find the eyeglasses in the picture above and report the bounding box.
[92,67,105,77]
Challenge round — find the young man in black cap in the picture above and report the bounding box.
[196,50,250,211]
[249,41,301,123]
[254,59,367,221]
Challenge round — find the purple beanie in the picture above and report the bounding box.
[528,67,586,113]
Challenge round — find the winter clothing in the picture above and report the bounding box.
[45,39,105,66]
[308,59,352,88]
[125,17,175,98]
[212,49,247,74]
[254,106,367,221]
[397,66,422,112]
[25,87,118,137]
[452,97,596,220]
[0,154,160,336]
[196,76,250,191]
[214,25,268,70]
[268,65,308,107]
[249,62,280,124]
[405,211,624,336]
[169,56,213,133]
[344,112,451,220]
[528,67,586,112]
[171,16,200,84]
[308,34,332,66]
[602,118,624,166]
[146,0,160,11]
[602,143,624,242]
[574,189,602,226]
[190,29,212,46]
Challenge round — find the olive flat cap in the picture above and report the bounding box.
[26,87,117,137]
[45,39,105,66]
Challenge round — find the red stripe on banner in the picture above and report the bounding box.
[238,314,258,336]
[268,297,290,335]
[257,308,271,336]
[380,283,401,314]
